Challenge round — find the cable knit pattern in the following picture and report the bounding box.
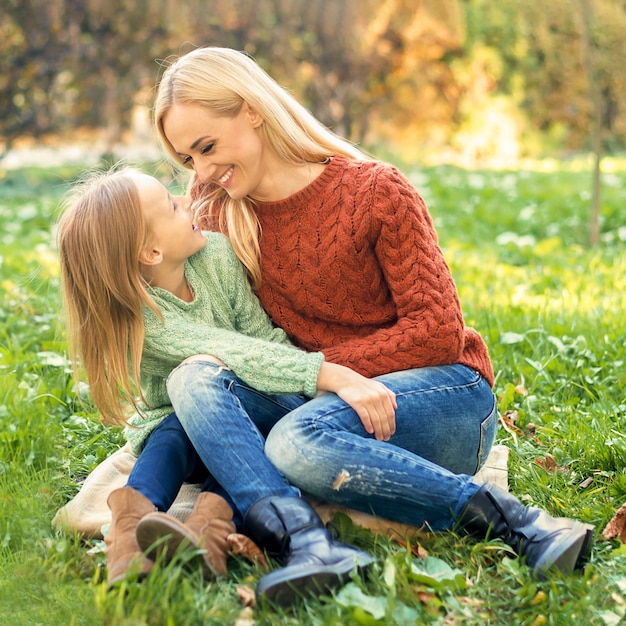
[247,157,494,385]
[124,232,324,455]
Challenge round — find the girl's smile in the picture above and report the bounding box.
[130,172,206,268]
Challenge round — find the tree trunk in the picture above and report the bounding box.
[580,0,602,247]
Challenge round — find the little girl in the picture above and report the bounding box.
[57,167,391,603]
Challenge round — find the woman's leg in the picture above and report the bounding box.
[265,364,497,531]
[265,364,594,580]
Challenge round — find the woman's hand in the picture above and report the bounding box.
[316,362,397,441]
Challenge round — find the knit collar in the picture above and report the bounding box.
[252,156,348,214]
[147,249,205,307]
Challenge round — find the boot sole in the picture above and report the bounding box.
[575,523,595,569]
[136,514,219,581]
[532,522,591,580]
[257,554,376,607]
[107,559,153,586]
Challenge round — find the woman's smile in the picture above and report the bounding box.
[217,166,234,186]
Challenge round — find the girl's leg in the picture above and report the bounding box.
[265,364,497,531]
[108,413,211,583]
[126,412,219,511]
[165,360,304,520]
[166,359,377,604]
[124,413,236,581]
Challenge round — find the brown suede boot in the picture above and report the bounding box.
[105,487,156,585]
[135,492,235,579]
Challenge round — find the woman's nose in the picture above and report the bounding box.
[195,161,217,185]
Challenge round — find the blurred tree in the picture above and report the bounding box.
[1,0,626,160]
[0,0,469,155]
[176,0,465,150]
[462,0,626,153]
[0,0,73,156]
[71,0,170,155]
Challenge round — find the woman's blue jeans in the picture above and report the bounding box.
[266,365,497,531]
[166,360,497,532]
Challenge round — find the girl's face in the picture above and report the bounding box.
[132,173,206,265]
[162,102,269,201]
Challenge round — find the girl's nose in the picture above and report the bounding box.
[177,195,192,212]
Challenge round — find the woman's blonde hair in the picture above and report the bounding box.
[154,46,369,287]
[57,168,159,426]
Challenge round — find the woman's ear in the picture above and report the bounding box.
[243,102,264,129]
[139,245,163,266]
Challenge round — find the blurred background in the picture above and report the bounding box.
[1,0,625,169]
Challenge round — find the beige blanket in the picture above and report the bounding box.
[53,444,508,539]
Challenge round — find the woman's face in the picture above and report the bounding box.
[162,102,267,200]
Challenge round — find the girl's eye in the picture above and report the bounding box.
[201,142,215,155]
[182,156,192,165]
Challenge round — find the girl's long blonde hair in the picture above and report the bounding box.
[57,168,159,426]
[154,46,370,287]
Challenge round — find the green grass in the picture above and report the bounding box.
[1,158,626,625]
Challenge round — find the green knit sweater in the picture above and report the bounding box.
[124,231,324,455]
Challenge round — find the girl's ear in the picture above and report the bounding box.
[243,102,264,129]
[139,245,163,266]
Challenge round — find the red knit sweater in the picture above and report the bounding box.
[196,156,494,387]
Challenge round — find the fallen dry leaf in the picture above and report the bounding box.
[389,535,429,558]
[416,590,438,605]
[533,453,568,473]
[235,587,257,609]
[228,533,268,569]
[499,411,523,435]
[530,590,547,605]
[602,501,626,542]
[457,596,485,607]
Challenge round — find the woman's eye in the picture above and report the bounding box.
[201,142,214,155]
[182,156,192,165]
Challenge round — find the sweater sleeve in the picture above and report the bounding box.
[218,234,294,349]
[322,164,466,376]
[142,236,324,397]
[142,313,323,397]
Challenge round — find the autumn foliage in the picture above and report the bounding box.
[1,0,625,162]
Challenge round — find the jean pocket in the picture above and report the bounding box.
[476,402,498,470]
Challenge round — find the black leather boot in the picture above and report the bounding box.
[457,483,594,579]
[243,496,376,605]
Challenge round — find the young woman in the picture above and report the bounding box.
[57,168,378,603]
[153,45,594,580]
